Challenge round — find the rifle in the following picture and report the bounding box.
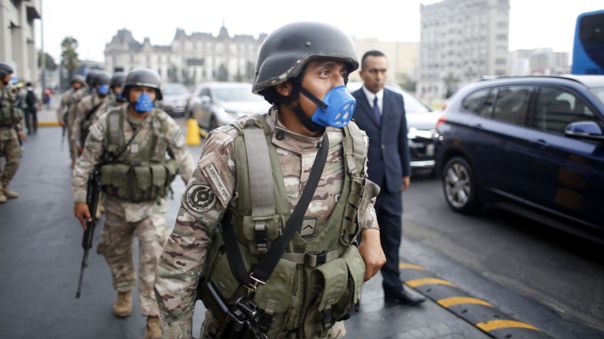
[61,110,67,150]
[75,167,101,298]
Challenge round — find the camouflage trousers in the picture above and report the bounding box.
[200,311,347,339]
[97,197,169,316]
[0,128,22,187]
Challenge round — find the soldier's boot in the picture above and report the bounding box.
[145,316,162,339]
[112,290,132,318]
[2,187,19,199]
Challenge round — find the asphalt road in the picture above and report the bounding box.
[1,124,602,338]
[402,171,604,338]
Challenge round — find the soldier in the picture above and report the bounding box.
[72,71,111,154]
[0,62,26,204]
[72,68,195,338]
[59,74,88,168]
[155,22,386,338]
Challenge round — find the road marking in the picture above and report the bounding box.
[406,277,456,288]
[399,263,425,270]
[437,296,493,308]
[477,319,541,332]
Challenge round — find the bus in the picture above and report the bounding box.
[571,9,604,75]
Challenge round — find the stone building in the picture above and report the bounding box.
[418,0,510,100]
[104,26,266,86]
[0,0,41,82]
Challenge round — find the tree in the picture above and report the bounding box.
[61,37,79,80]
[38,51,58,71]
[398,72,417,93]
[216,63,229,81]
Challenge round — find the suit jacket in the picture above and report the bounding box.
[352,88,411,194]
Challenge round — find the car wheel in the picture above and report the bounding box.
[442,156,480,213]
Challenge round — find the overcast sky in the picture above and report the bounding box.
[38,0,603,63]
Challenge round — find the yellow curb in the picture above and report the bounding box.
[405,278,456,288]
[437,296,493,308]
[476,319,540,332]
[399,263,426,270]
[38,121,61,127]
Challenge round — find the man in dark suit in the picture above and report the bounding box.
[353,50,425,305]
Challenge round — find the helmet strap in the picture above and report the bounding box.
[289,80,324,133]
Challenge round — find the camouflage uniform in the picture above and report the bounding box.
[72,104,195,317]
[155,107,379,338]
[72,92,110,148]
[0,85,23,195]
[67,88,90,163]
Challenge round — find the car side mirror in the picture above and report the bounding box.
[565,121,604,141]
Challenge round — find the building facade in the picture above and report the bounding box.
[0,0,41,82]
[509,48,570,75]
[104,26,420,89]
[418,0,510,100]
[350,38,419,87]
[104,27,267,86]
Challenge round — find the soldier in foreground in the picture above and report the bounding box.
[72,68,195,338]
[155,22,386,338]
[0,62,26,204]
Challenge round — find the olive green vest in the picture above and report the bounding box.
[99,108,178,202]
[202,116,376,338]
[0,87,22,127]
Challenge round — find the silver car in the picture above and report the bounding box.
[188,82,271,130]
[347,82,441,171]
[158,83,190,117]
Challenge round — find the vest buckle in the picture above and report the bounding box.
[246,272,267,293]
[254,222,269,254]
[305,250,328,267]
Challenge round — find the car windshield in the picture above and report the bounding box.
[213,86,264,102]
[162,84,189,96]
[590,86,604,105]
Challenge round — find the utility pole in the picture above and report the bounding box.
[40,0,46,93]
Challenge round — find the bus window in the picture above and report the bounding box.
[572,10,604,75]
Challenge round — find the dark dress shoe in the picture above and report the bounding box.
[384,287,426,306]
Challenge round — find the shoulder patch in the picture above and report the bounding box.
[183,184,216,216]
[202,163,231,206]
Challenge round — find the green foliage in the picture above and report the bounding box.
[38,51,57,71]
[61,36,80,76]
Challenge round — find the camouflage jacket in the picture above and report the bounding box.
[72,105,195,222]
[155,107,379,337]
[56,88,74,122]
[72,92,110,145]
[0,85,23,140]
[66,88,90,126]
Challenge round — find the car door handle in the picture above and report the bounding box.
[530,139,549,148]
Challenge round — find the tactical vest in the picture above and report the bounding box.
[0,88,22,127]
[80,101,104,147]
[201,116,379,338]
[99,108,179,202]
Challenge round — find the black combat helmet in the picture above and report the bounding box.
[92,71,110,87]
[0,62,14,78]
[85,70,98,87]
[252,22,358,94]
[110,72,126,89]
[123,68,163,100]
[71,74,86,86]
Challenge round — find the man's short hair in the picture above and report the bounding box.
[361,50,386,69]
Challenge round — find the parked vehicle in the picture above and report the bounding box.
[435,75,604,243]
[188,82,271,130]
[158,83,190,117]
[347,82,440,171]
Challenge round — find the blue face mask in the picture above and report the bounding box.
[310,85,356,128]
[134,92,154,113]
[97,84,109,96]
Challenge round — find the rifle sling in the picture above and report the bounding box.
[221,133,329,290]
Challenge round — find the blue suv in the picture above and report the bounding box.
[435,75,604,243]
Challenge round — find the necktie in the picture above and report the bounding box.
[373,96,381,124]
